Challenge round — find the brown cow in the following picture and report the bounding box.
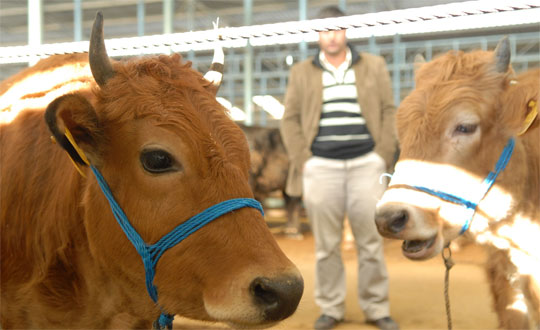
[374,37,539,328]
[0,13,303,329]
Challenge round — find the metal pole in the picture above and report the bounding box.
[137,0,145,36]
[426,41,433,61]
[369,35,378,55]
[163,0,174,34]
[256,55,267,126]
[339,0,347,12]
[28,0,43,65]
[392,33,401,106]
[299,0,307,60]
[230,47,237,105]
[187,0,195,62]
[74,0,82,41]
[243,0,254,126]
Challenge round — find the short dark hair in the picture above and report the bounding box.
[317,5,346,19]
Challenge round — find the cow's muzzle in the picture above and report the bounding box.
[250,275,304,321]
[375,203,441,260]
[375,207,409,236]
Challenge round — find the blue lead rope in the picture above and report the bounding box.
[412,137,515,234]
[90,165,264,329]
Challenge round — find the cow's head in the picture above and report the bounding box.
[44,12,302,327]
[375,37,535,260]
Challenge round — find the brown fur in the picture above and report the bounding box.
[0,53,303,328]
[377,44,539,328]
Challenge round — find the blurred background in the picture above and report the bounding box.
[1,0,538,128]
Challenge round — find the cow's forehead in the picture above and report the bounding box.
[415,50,495,85]
[397,49,507,147]
[93,57,226,130]
[85,55,248,171]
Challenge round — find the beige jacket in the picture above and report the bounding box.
[280,50,397,196]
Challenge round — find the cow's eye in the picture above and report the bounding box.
[140,149,176,173]
[454,123,477,135]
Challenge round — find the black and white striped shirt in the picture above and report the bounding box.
[311,49,375,159]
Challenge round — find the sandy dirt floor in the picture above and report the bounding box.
[174,212,498,330]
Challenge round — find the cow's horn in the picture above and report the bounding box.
[493,36,510,73]
[89,11,114,87]
[203,20,224,92]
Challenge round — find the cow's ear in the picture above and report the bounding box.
[45,93,104,167]
[493,36,511,73]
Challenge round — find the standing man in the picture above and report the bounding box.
[280,5,398,330]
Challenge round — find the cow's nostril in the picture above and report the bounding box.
[388,210,408,234]
[250,275,304,321]
[252,278,278,307]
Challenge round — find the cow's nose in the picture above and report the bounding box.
[250,275,304,321]
[375,208,409,235]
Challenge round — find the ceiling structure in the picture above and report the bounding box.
[1,0,538,125]
[1,0,479,46]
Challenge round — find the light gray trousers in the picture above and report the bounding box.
[302,151,390,321]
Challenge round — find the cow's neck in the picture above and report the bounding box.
[468,130,539,265]
[37,190,158,328]
[81,262,156,327]
[74,227,159,328]
[520,127,540,207]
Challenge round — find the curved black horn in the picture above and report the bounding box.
[89,11,114,87]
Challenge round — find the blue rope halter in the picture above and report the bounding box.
[410,137,515,234]
[89,165,264,329]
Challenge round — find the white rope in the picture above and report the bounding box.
[0,0,538,64]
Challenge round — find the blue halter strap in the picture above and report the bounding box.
[411,137,515,235]
[89,165,264,329]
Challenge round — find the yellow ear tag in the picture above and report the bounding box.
[517,100,538,136]
[64,127,91,177]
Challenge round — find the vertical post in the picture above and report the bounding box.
[74,0,82,41]
[298,0,307,61]
[227,47,236,109]
[256,55,267,125]
[232,48,238,106]
[243,0,254,126]
[392,34,401,107]
[163,0,174,34]
[426,41,433,61]
[368,35,378,55]
[28,0,43,66]
[187,0,195,62]
[338,0,347,12]
[480,38,487,51]
[137,0,145,36]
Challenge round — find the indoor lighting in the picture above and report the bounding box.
[216,97,246,121]
[252,95,284,119]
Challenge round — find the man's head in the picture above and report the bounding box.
[317,6,347,57]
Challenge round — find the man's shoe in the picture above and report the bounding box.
[367,316,399,330]
[314,314,341,330]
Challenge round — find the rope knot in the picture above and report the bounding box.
[442,245,454,270]
[152,313,174,329]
